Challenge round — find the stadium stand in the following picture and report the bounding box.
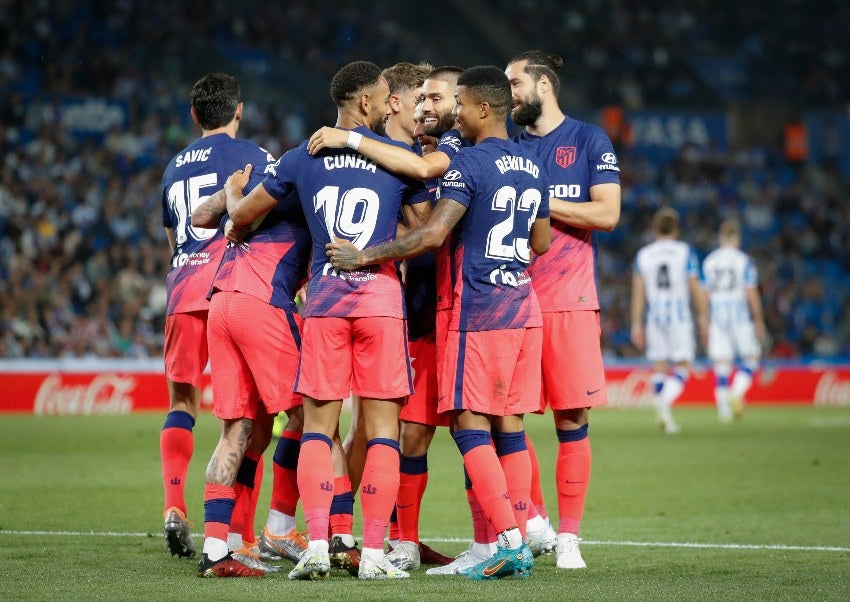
[1,0,848,360]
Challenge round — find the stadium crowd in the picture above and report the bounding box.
[1,0,849,360]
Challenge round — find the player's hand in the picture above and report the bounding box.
[225,164,252,198]
[296,283,308,305]
[326,237,363,270]
[308,127,349,155]
[223,219,251,244]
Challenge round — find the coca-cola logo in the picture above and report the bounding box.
[34,373,136,415]
[814,371,850,406]
[606,369,655,408]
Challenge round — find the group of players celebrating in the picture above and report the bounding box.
[158,49,621,581]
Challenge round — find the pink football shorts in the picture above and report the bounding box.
[401,334,449,427]
[296,316,412,401]
[164,310,209,388]
[207,291,303,419]
[438,326,542,417]
[540,310,608,410]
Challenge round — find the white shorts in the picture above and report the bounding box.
[708,320,761,362]
[646,321,695,363]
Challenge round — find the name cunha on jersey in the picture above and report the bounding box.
[324,154,377,173]
[495,155,540,178]
[175,147,212,167]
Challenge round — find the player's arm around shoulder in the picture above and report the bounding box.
[308,126,449,181]
[327,197,465,270]
[224,164,277,227]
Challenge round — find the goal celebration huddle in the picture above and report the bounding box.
[159,50,621,581]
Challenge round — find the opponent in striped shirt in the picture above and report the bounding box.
[701,219,767,422]
[631,207,708,434]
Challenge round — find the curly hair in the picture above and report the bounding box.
[330,61,383,107]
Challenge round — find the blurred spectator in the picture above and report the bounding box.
[1,0,849,361]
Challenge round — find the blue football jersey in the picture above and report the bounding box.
[437,137,550,331]
[161,133,276,314]
[261,126,426,318]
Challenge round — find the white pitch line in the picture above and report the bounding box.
[1,530,848,552]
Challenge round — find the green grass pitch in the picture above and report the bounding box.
[1,406,848,600]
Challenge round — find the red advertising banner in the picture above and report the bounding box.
[604,364,850,408]
[1,362,849,415]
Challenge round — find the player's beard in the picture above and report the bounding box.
[424,109,457,138]
[371,114,388,136]
[511,93,543,127]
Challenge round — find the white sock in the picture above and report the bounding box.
[472,541,497,558]
[662,375,685,408]
[227,532,243,551]
[332,533,355,547]
[731,370,753,398]
[306,539,329,555]
[265,510,296,536]
[526,514,547,533]
[497,527,523,550]
[203,537,229,561]
[715,386,731,417]
[361,547,385,562]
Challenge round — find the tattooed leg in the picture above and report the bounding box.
[206,418,254,486]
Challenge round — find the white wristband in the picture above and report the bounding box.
[347,131,363,151]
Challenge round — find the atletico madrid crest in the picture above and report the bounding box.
[555,146,576,168]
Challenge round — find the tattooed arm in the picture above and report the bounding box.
[191,189,227,228]
[326,198,467,271]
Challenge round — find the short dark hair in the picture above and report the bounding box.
[456,65,511,118]
[426,66,464,84]
[653,207,680,236]
[508,51,564,96]
[383,61,433,95]
[191,73,241,130]
[330,61,384,107]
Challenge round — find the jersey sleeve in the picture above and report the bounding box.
[242,146,278,195]
[437,152,475,208]
[435,129,464,161]
[744,256,758,286]
[260,147,299,202]
[586,128,621,187]
[402,177,430,206]
[161,184,173,228]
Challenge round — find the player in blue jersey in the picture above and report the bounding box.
[191,182,311,577]
[309,66,508,574]
[327,65,551,581]
[159,73,276,567]
[309,66,509,575]
[505,50,622,568]
[223,61,429,581]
